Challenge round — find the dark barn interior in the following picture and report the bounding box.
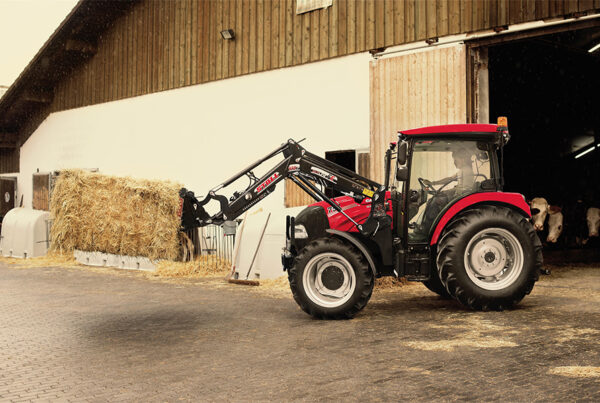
[489,26,600,204]
[489,26,600,254]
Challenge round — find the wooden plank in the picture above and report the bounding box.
[185,0,192,85]
[415,0,426,39]
[508,0,522,24]
[158,1,166,90]
[405,0,415,42]
[190,0,197,85]
[448,0,460,34]
[488,0,498,27]
[249,0,257,73]
[461,0,473,33]
[375,0,384,48]
[165,0,172,89]
[118,20,124,98]
[383,0,393,47]
[366,0,375,50]
[426,0,437,39]
[302,10,311,63]
[235,0,243,76]
[257,0,264,71]
[293,1,302,65]
[320,7,329,59]
[329,0,338,57]
[437,0,449,37]
[129,6,136,97]
[483,0,492,29]
[222,0,230,78]
[214,0,225,80]
[271,0,280,69]
[498,0,508,25]
[263,0,271,70]
[565,0,579,14]
[310,7,320,61]
[228,0,236,77]
[285,0,293,66]
[347,0,356,53]
[525,0,536,20]
[175,0,182,87]
[339,0,348,55]
[473,0,485,31]
[356,0,366,51]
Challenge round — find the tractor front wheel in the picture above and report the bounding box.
[437,205,542,310]
[288,237,374,319]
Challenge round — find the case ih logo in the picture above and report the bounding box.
[255,172,281,194]
[311,167,337,183]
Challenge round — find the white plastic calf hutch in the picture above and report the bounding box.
[0,208,50,258]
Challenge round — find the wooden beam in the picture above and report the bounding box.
[65,39,97,55]
[21,89,54,104]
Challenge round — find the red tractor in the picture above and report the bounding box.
[180,117,543,319]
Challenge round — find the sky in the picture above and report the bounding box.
[0,0,78,89]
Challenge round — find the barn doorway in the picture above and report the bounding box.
[469,20,600,257]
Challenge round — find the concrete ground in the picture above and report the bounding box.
[1,262,599,402]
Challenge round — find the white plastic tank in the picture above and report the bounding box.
[0,208,50,258]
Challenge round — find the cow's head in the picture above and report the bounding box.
[529,197,549,231]
[546,206,563,243]
[587,207,600,237]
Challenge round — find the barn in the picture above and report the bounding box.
[0,0,599,254]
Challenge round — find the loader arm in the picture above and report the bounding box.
[180,139,394,238]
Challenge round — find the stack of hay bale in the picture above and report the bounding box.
[50,169,183,262]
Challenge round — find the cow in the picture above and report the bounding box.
[546,206,563,244]
[587,207,600,238]
[529,197,549,232]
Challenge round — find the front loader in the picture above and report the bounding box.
[179,117,543,319]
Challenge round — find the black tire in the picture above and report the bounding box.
[422,271,452,299]
[288,237,374,319]
[437,205,542,311]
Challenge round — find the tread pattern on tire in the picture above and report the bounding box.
[288,237,374,319]
[436,205,543,311]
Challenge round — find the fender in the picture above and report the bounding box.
[326,229,378,276]
[429,192,531,245]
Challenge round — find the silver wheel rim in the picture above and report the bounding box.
[302,252,356,308]
[463,227,524,291]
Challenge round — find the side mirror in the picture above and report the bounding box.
[396,165,409,182]
[398,141,408,165]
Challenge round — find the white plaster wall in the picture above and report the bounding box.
[19,52,371,217]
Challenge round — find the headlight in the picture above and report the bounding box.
[294,224,309,239]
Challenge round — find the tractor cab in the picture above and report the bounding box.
[394,123,504,244]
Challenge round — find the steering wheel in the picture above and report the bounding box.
[418,178,437,195]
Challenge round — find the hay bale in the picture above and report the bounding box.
[50,169,183,261]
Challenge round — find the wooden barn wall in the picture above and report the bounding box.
[0,149,18,173]
[45,0,600,115]
[369,45,467,183]
[5,0,598,175]
[285,179,315,208]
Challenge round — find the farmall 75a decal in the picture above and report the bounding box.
[255,172,281,194]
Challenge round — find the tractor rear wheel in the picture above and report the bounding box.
[437,205,542,310]
[288,237,374,319]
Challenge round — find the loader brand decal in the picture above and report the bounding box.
[255,172,281,194]
[311,167,337,183]
[288,164,300,172]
